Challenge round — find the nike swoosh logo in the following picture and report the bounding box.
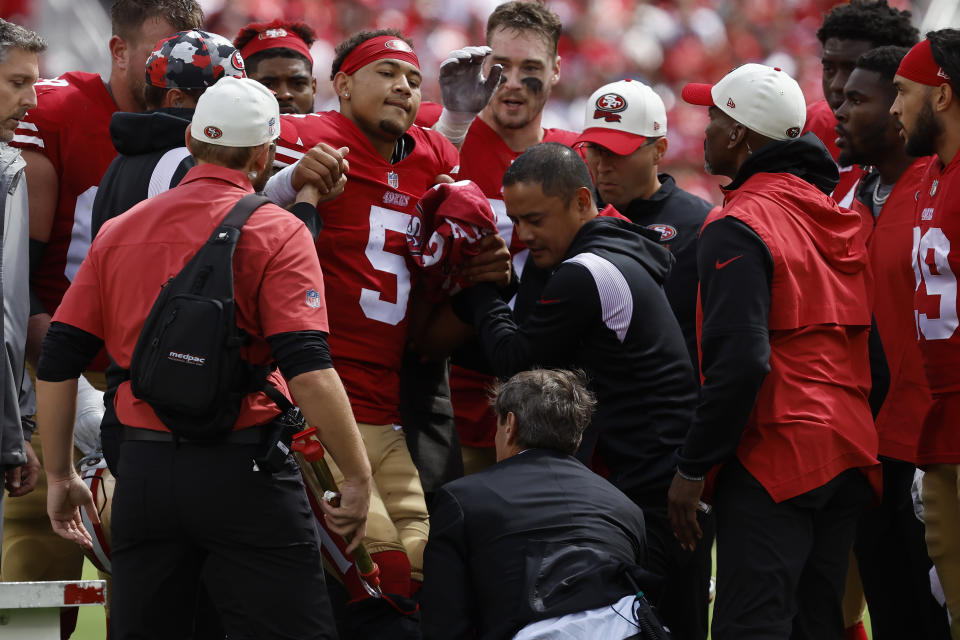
[715,255,743,270]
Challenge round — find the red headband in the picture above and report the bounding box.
[239,25,313,67]
[897,39,950,87]
[340,35,420,75]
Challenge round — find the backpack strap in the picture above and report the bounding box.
[206,193,273,245]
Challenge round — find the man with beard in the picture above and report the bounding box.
[671,64,879,640]
[891,29,960,638]
[234,19,317,115]
[804,0,917,207]
[5,2,202,636]
[834,45,951,639]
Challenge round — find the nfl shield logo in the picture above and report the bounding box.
[387,172,399,188]
[305,289,321,309]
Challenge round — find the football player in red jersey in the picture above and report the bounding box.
[891,30,960,638]
[804,0,917,209]
[4,1,201,635]
[268,30,509,636]
[233,19,317,116]
[430,1,583,477]
[835,45,950,640]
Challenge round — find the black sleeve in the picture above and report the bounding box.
[420,488,477,639]
[867,315,890,419]
[288,202,323,241]
[36,322,104,382]
[453,266,598,379]
[676,217,772,476]
[266,330,333,380]
[29,239,47,315]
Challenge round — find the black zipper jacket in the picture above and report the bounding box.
[456,216,697,501]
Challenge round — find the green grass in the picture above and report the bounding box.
[73,560,106,639]
[72,552,873,639]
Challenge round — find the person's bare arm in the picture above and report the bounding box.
[24,150,59,365]
[37,378,97,549]
[288,368,371,551]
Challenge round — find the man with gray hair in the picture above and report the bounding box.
[0,17,45,572]
[421,369,654,639]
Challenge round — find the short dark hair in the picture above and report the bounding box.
[487,1,562,56]
[0,18,45,63]
[330,29,413,80]
[502,142,593,205]
[816,0,918,48]
[233,20,316,73]
[143,84,202,110]
[110,0,203,42]
[928,29,960,94]
[188,137,259,170]
[855,45,910,83]
[492,369,596,455]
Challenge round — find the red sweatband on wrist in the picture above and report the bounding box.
[339,35,420,76]
[238,22,313,67]
[897,39,950,87]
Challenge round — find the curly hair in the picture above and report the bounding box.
[233,19,316,72]
[928,29,960,93]
[329,29,414,80]
[816,0,918,48]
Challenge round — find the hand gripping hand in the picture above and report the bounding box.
[434,46,504,146]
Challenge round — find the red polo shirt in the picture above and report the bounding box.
[54,164,329,431]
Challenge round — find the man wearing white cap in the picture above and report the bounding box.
[576,79,713,377]
[667,63,880,639]
[35,76,371,640]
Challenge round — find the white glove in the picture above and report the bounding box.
[74,374,105,456]
[434,46,504,145]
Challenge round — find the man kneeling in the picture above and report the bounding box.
[420,368,658,639]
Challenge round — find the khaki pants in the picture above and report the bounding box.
[325,423,429,581]
[1,431,85,583]
[924,464,960,639]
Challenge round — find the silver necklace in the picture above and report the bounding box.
[873,178,893,208]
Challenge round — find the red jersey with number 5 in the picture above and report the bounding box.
[12,71,118,315]
[913,151,960,465]
[276,111,459,425]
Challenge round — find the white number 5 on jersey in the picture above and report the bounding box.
[914,226,959,340]
[360,205,411,325]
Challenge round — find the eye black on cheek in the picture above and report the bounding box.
[521,77,544,94]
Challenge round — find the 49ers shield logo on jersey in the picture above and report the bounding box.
[593,93,627,122]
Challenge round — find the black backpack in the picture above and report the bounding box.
[128,193,273,440]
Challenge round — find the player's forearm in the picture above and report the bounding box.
[288,368,371,484]
[36,379,78,481]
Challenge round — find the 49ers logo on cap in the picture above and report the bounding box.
[786,127,800,138]
[204,125,223,139]
[385,39,414,52]
[230,50,245,71]
[593,93,627,122]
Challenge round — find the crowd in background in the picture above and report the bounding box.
[0,0,916,202]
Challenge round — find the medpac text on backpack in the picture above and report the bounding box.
[128,193,273,440]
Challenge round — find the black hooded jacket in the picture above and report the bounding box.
[676,133,847,476]
[91,108,196,238]
[457,216,698,500]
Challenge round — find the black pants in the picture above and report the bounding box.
[110,439,337,640]
[854,457,951,639]
[712,461,871,640]
[641,503,712,640]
